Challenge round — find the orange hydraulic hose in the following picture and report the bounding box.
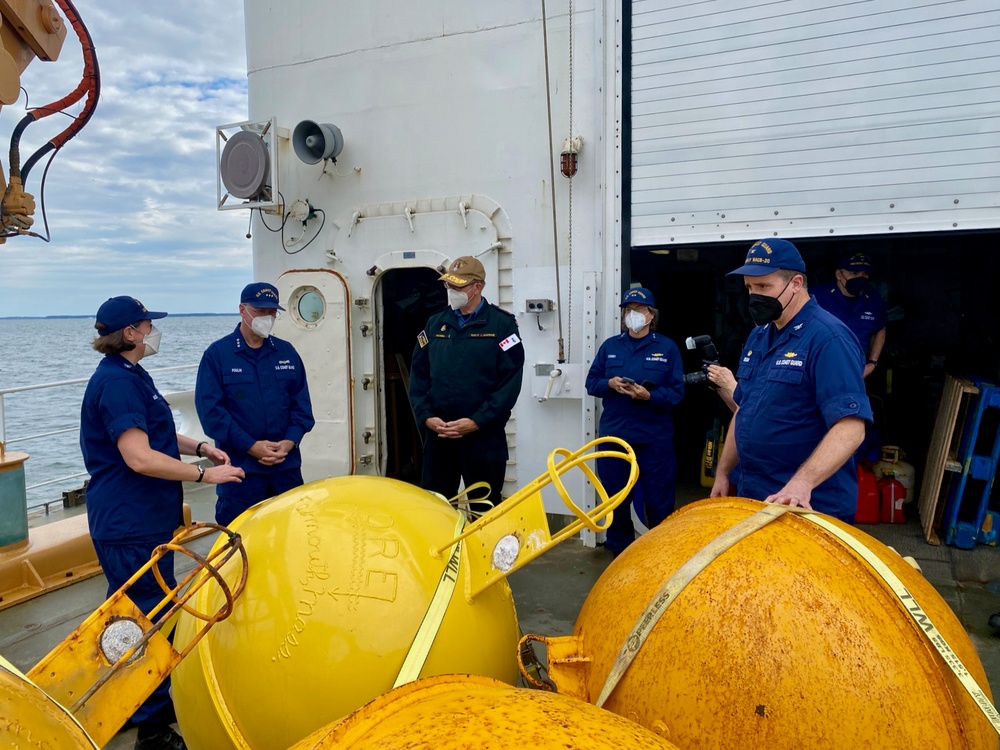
[10,0,100,182]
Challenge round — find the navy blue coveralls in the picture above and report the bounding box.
[409,300,524,505]
[586,331,685,553]
[812,283,887,357]
[196,326,314,526]
[732,297,873,520]
[80,354,183,727]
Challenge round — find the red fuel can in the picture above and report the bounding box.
[878,475,907,524]
[855,462,880,524]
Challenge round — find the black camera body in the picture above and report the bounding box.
[684,335,720,385]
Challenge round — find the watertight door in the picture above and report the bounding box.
[273,269,353,480]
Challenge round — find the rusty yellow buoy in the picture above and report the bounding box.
[527,498,996,749]
[172,476,521,750]
[289,674,683,749]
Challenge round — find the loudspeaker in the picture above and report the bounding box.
[292,120,345,164]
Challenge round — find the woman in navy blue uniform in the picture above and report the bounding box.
[586,288,685,555]
[80,296,245,750]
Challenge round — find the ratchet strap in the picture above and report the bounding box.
[596,504,789,706]
[393,511,467,688]
[597,503,1000,737]
[800,512,1000,735]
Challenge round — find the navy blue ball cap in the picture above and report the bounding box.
[95,296,167,332]
[727,238,806,277]
[620,287,656,308]
[839,252,873,273]
[241,282,285,311]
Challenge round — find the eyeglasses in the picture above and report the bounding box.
[443,281,479,291]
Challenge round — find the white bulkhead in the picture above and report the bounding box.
[225,0,1000,527]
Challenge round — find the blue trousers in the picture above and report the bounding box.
[215,468,304,526]
[92,539,177,727]
[597,442,677,554]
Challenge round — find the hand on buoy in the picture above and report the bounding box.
[764,477,813,509]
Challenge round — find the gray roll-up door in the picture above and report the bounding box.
[630,0,1000,246]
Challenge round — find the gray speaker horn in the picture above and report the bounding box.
[292,120,345,164]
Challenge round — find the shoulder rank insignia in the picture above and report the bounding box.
[417,330,429,348]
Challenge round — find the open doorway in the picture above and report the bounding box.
[631,231,1000,499]
[375,267,447,481]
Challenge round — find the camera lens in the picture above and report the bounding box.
[684,371,707,385]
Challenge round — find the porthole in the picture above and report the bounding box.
[291,286,325,327]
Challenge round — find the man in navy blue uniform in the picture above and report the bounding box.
[813,251,887,378]
[409,256,524,506]
[710,239,872,521]
[82,295,244,750]
[586,288,685,553]
[196,282,315,526]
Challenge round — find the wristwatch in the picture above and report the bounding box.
[866,359,878,366]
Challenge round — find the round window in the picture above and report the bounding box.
[296,289,325,324]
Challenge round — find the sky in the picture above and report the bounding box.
[0,0,250,316]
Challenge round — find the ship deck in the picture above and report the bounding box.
[2,482,999,748]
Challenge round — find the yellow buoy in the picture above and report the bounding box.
[528,498,997,749]
[289,674,683,749]
[0,656,98,749]
[172,477,521,749]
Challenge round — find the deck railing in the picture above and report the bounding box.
[0,365,198,515]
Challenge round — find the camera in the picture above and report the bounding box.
[684,335,720,385]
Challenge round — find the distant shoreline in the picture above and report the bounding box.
[0,313,235,320]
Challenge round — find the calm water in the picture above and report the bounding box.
[0,315,238,510]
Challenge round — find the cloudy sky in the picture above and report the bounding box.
[0,0,250,317]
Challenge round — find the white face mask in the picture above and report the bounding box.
[447,289,470,310]
[131,324,161,357]
[250,313,275,338]
[625,310,648,333]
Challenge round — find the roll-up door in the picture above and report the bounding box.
[630,0,1000,246]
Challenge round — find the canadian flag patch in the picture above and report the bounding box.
[499,333,522,351]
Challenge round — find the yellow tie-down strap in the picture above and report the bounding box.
[432,437,639,602]
[393,512,467,688]
[592,504,1000,736]
[800,511,1000,735]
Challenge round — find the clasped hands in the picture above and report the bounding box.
[425,417,479,438]
[248,439,297,466]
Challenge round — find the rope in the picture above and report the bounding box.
[566,0,574,362]
[541,0,566,363]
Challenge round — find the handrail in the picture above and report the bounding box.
[0,364,198,397]
[0,364,199,515]
[0,364,197,441]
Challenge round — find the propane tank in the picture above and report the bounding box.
[290,674,683,749]
[526,498,996,750]
[879,474,907,524]
[873,445,917,503]
[854,461,880,524]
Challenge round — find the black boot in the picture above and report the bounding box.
[134,723,186,750]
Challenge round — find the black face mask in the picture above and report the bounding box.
[844,277,868,297]
[748,279,793,326]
